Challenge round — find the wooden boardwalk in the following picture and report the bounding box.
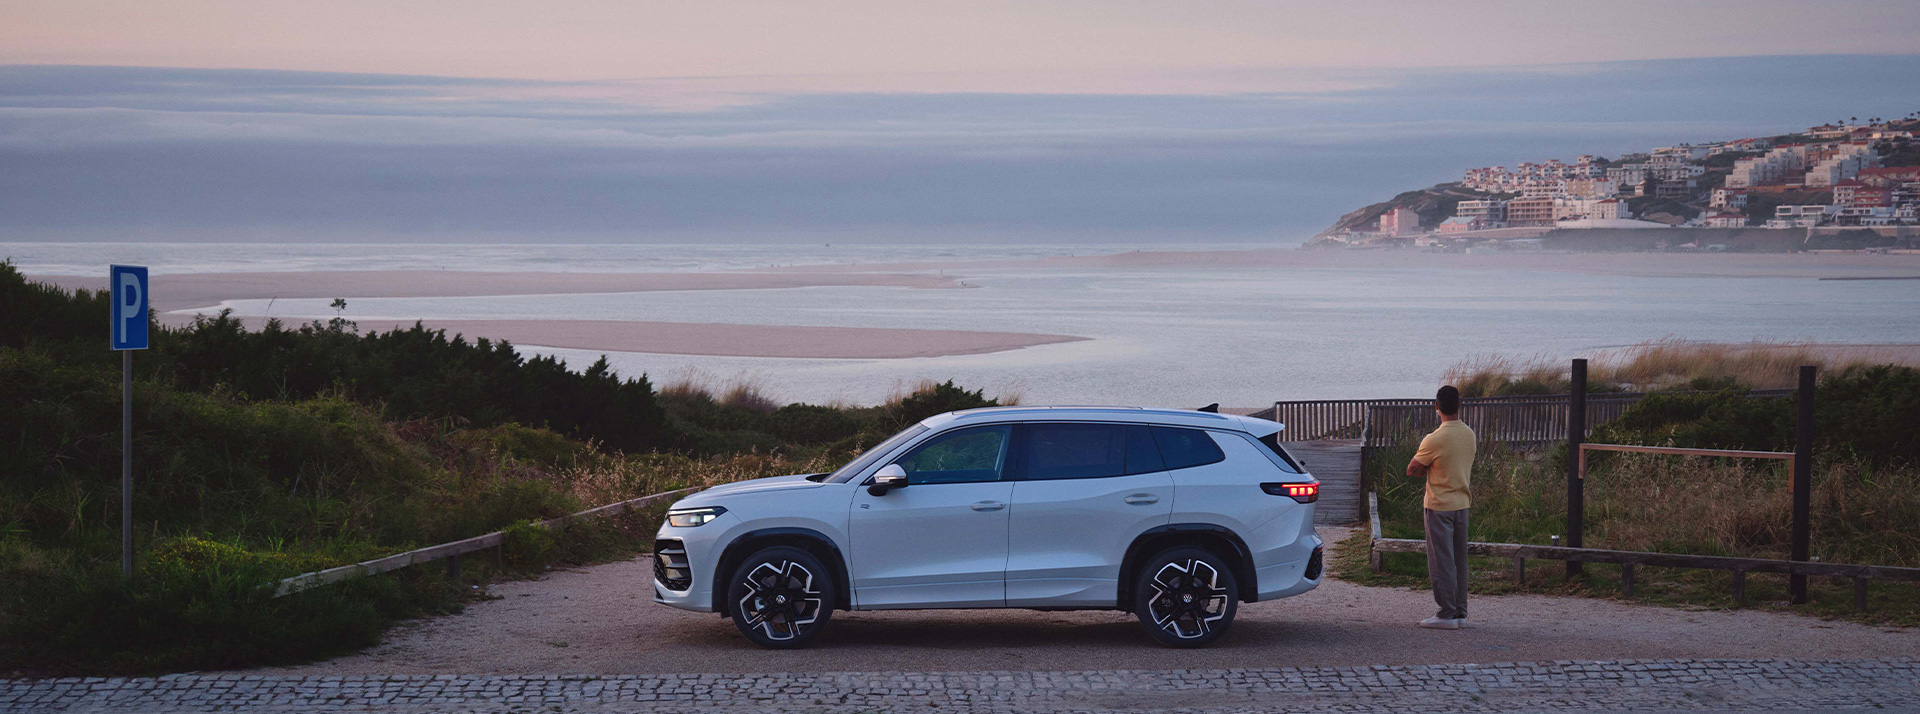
[1286,438,1363,525]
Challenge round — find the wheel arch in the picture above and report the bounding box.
[1118,523,1259,608]
[711,527,854,615]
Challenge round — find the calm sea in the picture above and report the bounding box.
[9,242,1918,407]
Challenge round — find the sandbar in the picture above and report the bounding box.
[29,269,967,314]
[182,316,1086,360]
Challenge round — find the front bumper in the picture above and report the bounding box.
[650,515,737,613]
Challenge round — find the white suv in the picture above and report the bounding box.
[652,406,1323,648]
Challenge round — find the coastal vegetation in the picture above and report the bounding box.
[0,263,1005,674]
[1344,349,1920,625]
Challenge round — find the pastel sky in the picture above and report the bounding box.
[4,1,1919,242]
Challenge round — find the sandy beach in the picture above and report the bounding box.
[28,269,969,314]
[197,316,1086,359]
[28,269,1084,360]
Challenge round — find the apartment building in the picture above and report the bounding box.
[1455,199,1507,224]
[1378,206,1420,236]
[1505,197,1559,227]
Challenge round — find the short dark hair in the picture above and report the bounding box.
[1436,385,1461,416]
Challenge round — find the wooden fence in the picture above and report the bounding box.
[1251,389,1792,447]
[273,486,704,597]
[1367,493,1920,610]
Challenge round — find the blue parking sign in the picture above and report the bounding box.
[110,265,149,351]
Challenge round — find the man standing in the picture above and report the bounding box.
[1406,385,1475,630]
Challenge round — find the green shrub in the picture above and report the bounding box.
[768,404,863,444]
[500,520,557,571]
[887,380,997,426]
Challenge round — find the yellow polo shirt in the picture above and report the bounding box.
[1413,420,1475,511]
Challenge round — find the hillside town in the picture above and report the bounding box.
[1311,114,1920,251]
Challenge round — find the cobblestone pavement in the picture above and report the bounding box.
[4,658,1917,713]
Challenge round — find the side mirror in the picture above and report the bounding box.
[868,464,908,496]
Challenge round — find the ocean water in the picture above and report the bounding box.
[8,242,1918,406]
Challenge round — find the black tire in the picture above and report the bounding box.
[726,546,835,648]
[1131,546,1239,648]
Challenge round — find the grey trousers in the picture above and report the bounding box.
[1424,507,1470,620]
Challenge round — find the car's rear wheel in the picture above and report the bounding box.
[1132,546,1238,648]
[726,546,834,648]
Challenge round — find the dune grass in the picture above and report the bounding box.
[1343,422,1920,627]
[1444,338,1908,397]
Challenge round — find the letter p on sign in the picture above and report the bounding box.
[110,265,149,351]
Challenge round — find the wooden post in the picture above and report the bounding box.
[1566,359,1587,579]
[1853,576,1869,611]
[1511,557,1525,587]
[1621,563,1635,597]
[446,553,461,581]
[1731,569,1747,606]
[1789,365,1814,604]
[1368,490,1384,573]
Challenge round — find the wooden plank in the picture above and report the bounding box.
[1580,443,1793,460]
[1290,439,1361,525]
[271,485,706,598]
[1371,537,1920,581]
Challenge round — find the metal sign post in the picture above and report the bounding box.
[110,265,149,578]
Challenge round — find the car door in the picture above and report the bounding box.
[1006,422,1172,607]
[848,424,1014,609]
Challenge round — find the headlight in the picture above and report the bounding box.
[666,506,727,528]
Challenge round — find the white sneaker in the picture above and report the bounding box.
[1419,617,1462,630]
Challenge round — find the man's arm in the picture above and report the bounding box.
[1407,434,1436,480]
[1406,456,1430,481]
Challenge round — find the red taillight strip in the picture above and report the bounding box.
[1260,481,1319,503]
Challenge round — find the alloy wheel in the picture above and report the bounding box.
[735,559,824,641]
[1145,558,1230,639]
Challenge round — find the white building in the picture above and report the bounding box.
[1455,199,1507,224]
[1803,144,1877,188]
[1710,189,1748,209]
[1702,212,1747,229]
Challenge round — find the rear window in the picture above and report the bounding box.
[1257,433,1306,473]
[1150,427,1226,470]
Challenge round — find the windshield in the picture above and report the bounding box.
[823,424,928,483]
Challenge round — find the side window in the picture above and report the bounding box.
[1125,425,1166,474]
[893,425,1011,485]
[1022,423,1126,480]
[1151,427,1226,471]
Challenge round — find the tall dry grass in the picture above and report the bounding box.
[1372,442,1920,568]
[1445,339,1908,396]
[555,451,836,509]
[657,368,780,411]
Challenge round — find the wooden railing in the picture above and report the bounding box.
[273,486,704,598]
[1254,389,1793,446]
[1365,492,1920,610]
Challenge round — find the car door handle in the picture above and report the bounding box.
[1124,494,1160,505]
[969,500,1006,512]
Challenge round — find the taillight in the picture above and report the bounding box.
[1261,481,1318,503]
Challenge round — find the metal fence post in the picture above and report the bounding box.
[1566,358,1586,579]
[1790,365,1815,604]
[122,349,134,578]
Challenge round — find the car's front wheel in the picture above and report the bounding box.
[726,545,834,648]
[1132,546,1239,647]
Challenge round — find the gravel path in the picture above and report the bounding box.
[254,528,1916,676]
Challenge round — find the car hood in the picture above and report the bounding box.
[678,474,825,504]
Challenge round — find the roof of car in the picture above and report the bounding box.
[924,405,1281,434]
